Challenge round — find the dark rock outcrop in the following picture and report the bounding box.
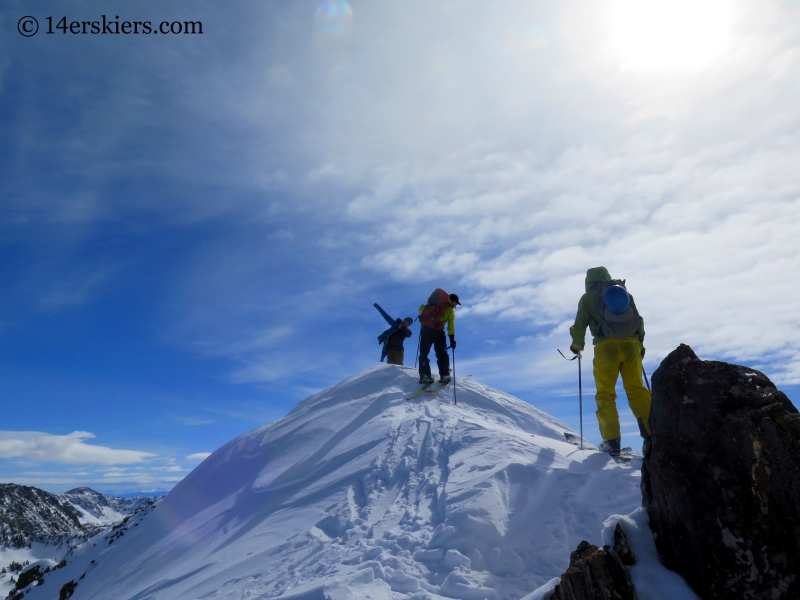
[551,524,638,600]
[642,344,800,599]
[59,580,78,600]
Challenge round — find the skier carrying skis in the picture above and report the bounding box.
[568,267,651,456]
[417,289,460,384]
[374,303,414,365]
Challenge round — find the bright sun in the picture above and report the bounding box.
[606,0,734,72]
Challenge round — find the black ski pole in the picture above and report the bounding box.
[557,349,583,449]
[451,346,457,405]
[414,316,421,369]
[642,365,651,392]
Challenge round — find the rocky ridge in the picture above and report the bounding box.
[1,484,159,550]
[0,484,86,549]
[643,344,800,599]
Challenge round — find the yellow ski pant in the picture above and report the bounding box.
[592,337,652,442]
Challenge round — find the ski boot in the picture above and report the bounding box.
[598,438,622,457]
[419,375,434,385]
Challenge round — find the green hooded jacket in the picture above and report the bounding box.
[569,266,645,350]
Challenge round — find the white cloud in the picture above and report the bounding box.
[186,452,212,462]
[0,431,156,465]
[150,0,800,391]
[342,116,800,383]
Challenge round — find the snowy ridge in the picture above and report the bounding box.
[0,484,86,548]
[21,365,644,600]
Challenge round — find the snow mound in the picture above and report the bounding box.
[29,365,643,600]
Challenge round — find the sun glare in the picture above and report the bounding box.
[606,0,734,72]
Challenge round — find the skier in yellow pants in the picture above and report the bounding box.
[569,267,651,456]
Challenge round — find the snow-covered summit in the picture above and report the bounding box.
[26,365,643,600]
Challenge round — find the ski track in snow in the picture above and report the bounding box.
[20,365,647,600]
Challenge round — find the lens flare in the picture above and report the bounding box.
[314,0,354,41]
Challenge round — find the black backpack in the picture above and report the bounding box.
[594,279,641,339]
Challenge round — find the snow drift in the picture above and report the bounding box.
[25,365,644,600]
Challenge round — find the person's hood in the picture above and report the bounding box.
[585,266,611,292]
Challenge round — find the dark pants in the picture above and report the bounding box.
[419,326,450,378]
[387,350,404,365]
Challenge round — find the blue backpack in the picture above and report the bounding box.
[594,279,641,339]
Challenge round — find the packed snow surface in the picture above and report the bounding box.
[24,365,651,599]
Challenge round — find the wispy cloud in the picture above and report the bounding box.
[186,453,212,462]
[38,262,128,308]
[0,431,155,465]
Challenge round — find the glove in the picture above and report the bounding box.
[449,335,456,349]
[570,346,581,355]
[641,347,646,358]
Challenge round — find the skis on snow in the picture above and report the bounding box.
[406,381,435,400]
[405,375,472,401]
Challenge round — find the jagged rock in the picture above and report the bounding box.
[550,531,638,600]
[12,564,44,593]
[642,344,800,599]
[59,580,78,600]
[612,523,635,567]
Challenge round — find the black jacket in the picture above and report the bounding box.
[386,327,412,351]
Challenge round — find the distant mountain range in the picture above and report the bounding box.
[0,483,158,549]
[55,487,154,528]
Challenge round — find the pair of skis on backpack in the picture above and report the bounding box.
[563,432,635,462]
[405,375,471,400]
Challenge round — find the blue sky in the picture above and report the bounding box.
[1,0,799,494]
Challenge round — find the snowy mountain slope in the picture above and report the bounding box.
[23,365,643,600]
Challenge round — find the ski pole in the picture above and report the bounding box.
[642,365,651,392]
[558,349,583,450]
[451,346,457,405]
[578,352,583,450]
[414,316,421,369]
